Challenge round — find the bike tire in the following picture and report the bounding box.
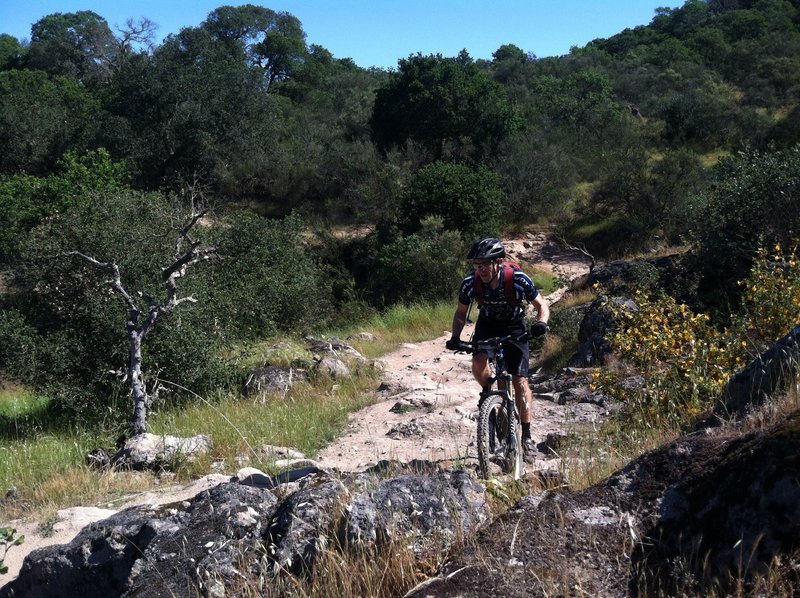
[477,392,522,480]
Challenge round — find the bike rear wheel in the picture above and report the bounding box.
[477,392,522,480]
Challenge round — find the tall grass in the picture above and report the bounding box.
[0,302,455,520]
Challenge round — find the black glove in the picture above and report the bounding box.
[529,321,549,337]
[445,337,461,351]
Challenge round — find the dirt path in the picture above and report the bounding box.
[0,232,594,583]
[316,231,596,474]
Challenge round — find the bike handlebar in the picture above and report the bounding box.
[451,332,529,354]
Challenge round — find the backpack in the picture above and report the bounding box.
[473,261,522,306]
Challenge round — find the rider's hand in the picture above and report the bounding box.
[445,337,461,351]
[529,321,549,337]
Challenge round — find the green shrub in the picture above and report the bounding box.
[688,146,800,310]
[208,211,335,338]
[366,229,466,307]
[398,161,504,240]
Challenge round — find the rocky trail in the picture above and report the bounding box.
[316,231,598,473]
[1,232,597,583]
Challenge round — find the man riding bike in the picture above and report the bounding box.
[446,237,550,457]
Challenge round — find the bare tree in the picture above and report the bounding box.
[64,198,215,435]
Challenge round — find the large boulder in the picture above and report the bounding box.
[715,324,800,421]
[111,433,211,470]
[406,411,800,598]
[1,464,491,597]
[567,295,636,367]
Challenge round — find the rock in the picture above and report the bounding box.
[406,410,800,598]
[264,474,349,575]
[348,332,376,342]
[305,335,366,363]
[715,324,800,421]
[111,433,211,470]
[0,483,278,598]
[316,356,351,378]
[2,465,495,597]
[344,471,490,554]
[242,366,304,398]
[567,295,636,367]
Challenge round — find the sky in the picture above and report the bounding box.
[1,1,685,70]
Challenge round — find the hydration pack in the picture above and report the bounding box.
[473,261,521,306]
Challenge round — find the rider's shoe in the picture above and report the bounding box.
[523,437,537,457]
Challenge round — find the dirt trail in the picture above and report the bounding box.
[0,232,594,583]
[316,231,596,473]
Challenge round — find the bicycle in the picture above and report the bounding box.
[451,332,529,480]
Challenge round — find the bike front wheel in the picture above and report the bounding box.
[477,392,522,480]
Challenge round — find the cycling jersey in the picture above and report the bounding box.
[457,268,539,321]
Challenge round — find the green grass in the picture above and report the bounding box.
[0,302,455,519]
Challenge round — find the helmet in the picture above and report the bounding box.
[467,237,505,260]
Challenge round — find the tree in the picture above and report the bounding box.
[25,11,117,86]
[0,69,101,175]
[0,34,23,71]
[104,26,274,190]
[202,4,307,89]
[370,52,522,163]
[64,195,215,435]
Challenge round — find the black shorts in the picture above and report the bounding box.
[473,317,529,377]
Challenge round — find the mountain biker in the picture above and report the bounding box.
[446,237,550,457]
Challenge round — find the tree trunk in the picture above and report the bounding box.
[129,326,148,436]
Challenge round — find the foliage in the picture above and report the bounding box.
[3,189,225,422]
[688,146,800,309]
[735,242,800,346]
[371,51,522,163]
[398,161,504,240]
[595,241,800,427]
[25,11,117,86]
[202,5,307,88]
[0,527,24,574]
[207,211,335,338]
[0,34,23,70]
[593,291,744,427]
[365,228,465,308]
[0,70,102,176]
[0,149,129,265]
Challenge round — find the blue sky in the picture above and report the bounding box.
[2,1,685,69]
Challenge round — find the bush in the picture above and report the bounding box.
[365,228,466,308]
[595,242,799,428]
[208,211,336,338]
[594,291,744,427]
[688,146,800,310]
[398,161,504,240]
[0,149,128,266]
[734,241,800,347]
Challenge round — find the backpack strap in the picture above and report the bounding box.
[500,265,520,306]
[473,263,520,306]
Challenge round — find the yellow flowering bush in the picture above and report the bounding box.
[594,241,799,427]
[593,292,741,424]
[736,242,800,347]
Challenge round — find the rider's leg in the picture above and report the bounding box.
[512,374,532,424]
[471,353,491,389]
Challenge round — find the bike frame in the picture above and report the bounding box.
[455,332,528,479]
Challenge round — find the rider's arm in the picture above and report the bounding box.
[530,293,550,324]
[451,301,469,340]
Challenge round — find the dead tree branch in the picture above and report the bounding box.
[555,235,597,272]
[63,206,217,436]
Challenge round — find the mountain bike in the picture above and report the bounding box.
[451,333,528,480]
